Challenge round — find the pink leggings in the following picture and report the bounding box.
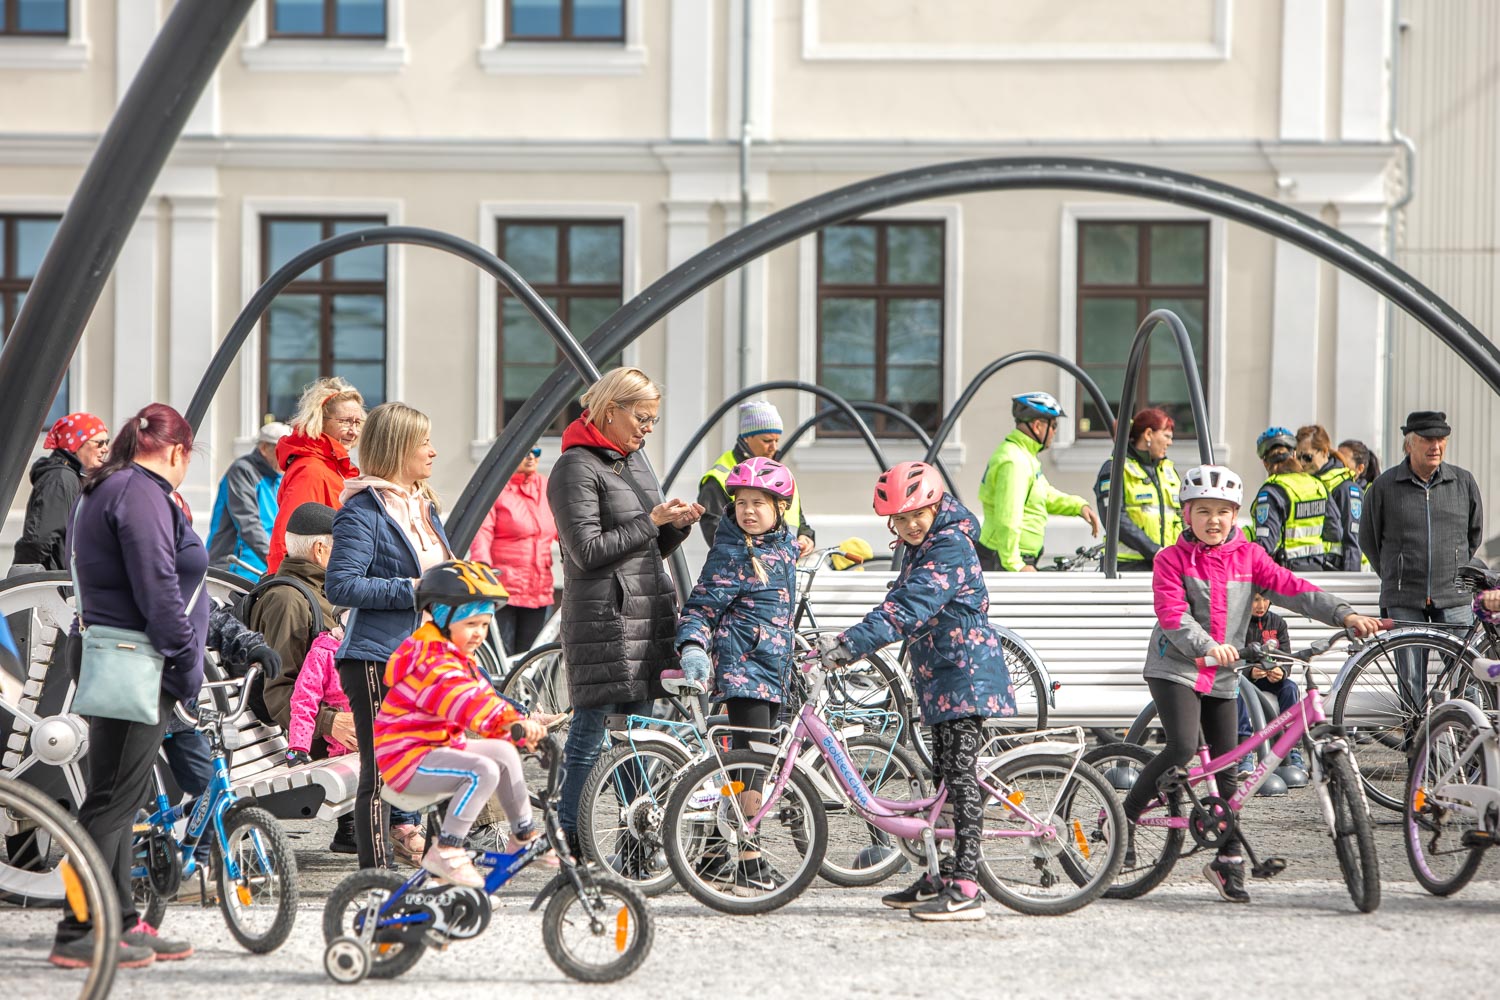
[399,740,532,841]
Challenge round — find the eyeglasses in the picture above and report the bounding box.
[1296,452,1316,464]
[529,448,542,457]
[328,416,364,429]
[84,437,109,449]
[631,412,661,429]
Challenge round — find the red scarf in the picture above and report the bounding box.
[560,411,621,453]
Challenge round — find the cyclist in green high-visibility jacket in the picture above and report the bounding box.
[977,392,1100,572]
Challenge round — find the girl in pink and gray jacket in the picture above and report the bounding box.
[1121,464,1382,905]
[288,626,352,760]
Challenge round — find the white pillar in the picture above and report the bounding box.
[112,198,160,427]
[165,173,220,534]
[1279,0,1327,140]
[1332,214,1388,452]
[1341,0,1392,141]
[114,0,158,101]
[1268,223,1322,427]
[661,192,714,487]
[669,0,713,140]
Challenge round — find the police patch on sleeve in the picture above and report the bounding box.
[1254,501,1270,525]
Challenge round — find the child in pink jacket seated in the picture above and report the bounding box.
[288,624,352,760]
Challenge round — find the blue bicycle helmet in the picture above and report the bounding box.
[1012,391,1066,423]
[1256,426,1297,460]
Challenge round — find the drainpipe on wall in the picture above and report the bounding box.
[737,0,753,392]
[1384,2,1415,461]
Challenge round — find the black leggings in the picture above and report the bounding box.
[1122,677,1242,856]
[933,717,984,883]
[337,657,392,870]
[723,698,776,795]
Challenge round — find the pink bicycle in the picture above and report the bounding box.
[1086,626,1387,912]
[659,654,1125,915]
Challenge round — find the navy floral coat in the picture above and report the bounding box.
[840,495,1016,725]
[676,516,798,704]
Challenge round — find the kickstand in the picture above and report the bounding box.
[196,863,212,907]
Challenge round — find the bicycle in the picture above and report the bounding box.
[1085,626,1386,912]
[660,652,1124,915]
[1040,542,1106,572]
[1403,643,1500,896]
[129,666,299,953]
[321,728,653,984]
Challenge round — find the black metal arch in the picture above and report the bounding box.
[450,155,1500,551]
[777,402,959,501]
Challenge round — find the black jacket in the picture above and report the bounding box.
[1360,458,1484,610]
[14,449,83,571]
[549,443,690,710]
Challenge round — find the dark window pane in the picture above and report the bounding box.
[1079,367,1125,435]
[822,366,876,402]
[502,300,557,365]
[267,220,324,274]
[1147,367,1197,437]
[46,372,68,426]
[267,361,320,421]
[265,296,321,359]
[886,366,940,405]
[335,0,385,36]
[568,295,620,336]
[886,225,942,285]
[330,220,386,281]
[819,299,877,365]
[568,224,622,283]
[821,226,876,284]
[273,0,324,34]
[17,0,67,33]
[886,299,941,364]
[15,218,59,278]
[505,364,551,404]
[331,295,385,360]
[511,0,562,37]
[1079,298,1138,366]
[340,361,385,408]
[1081,223,1138,285]
[1146,296,1206,359]
[572,0,623,38]
[502,224,559,284]
[1149,224,1207,285]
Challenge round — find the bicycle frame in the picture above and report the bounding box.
[1416,696,1500,820]
[141,750,252,882]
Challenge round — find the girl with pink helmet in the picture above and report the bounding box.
[676,456,800,893]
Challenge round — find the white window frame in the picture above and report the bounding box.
[0,197,82,444]
[241,0,408,73]
[1052,202,1229,471]
[0,0,87,69]
[795,203,965,470]
[478,0,646,75]
[238,197,405,449]
[474,201,641,462]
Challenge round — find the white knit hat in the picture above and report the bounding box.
[258,421,292,445]
[738,399,782,438]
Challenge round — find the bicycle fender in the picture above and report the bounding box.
[1418,701,1500,781]
[994,625,1056,707]
[1328,627,1469,698]
[978,741,1083,776]
[528,873,569,912]
[609,727,685,752]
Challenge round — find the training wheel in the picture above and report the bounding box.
[325,936,370,985]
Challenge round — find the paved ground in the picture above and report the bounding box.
[6,791,1499,999]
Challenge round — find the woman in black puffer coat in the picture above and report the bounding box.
[546,368,702,846]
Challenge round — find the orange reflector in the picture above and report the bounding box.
[614,908,629,952]
[1072,820,1090,860]
[237,884,253,906]
[377,943,396,955]
[719,781,746,797]
[59,860,88,923]
[1413,788,1427,812]
[1007,790,1025,806]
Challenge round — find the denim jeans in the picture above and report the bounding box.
[557,699,655,836]
[1384,603,1475,712]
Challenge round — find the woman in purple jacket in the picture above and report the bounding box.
[50,404,204,971]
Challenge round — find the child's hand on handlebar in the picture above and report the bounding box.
[1481,589,1500,613]
[1208,642,1239,666]
[514,718,547,747]
[1343,614,1385,638]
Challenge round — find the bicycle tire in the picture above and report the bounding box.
[1403,705,1488,897]
[1081,742,1185,900]
[322,868,425,979]
[542,872,654,983]
[975,754,1124,916]
[813,734,927,887]
[576,739,693,897]
[1321,749,1381,912]
[0,776,119,1000]
[499,643,572,726]
[663,749,827,915]
[215,805,299,953]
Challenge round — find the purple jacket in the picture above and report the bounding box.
[72,465,210,703]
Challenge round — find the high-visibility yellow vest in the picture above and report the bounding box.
[1106,456,1182,562]
[1315,464,1355,559]
[1264,472,1329,564]
[702,449,803,532]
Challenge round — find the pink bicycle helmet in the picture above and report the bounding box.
[873,461,944,516]
[725,457,796,500]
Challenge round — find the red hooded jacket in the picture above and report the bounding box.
[266,432,359,573]
[469,471,558,608]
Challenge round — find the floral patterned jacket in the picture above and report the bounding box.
[841,495,1016,725]
[676,516,798,704]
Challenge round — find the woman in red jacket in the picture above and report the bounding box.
[266,377,365,573]
[469,446,558,654]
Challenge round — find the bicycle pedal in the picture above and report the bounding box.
[1251,857,1287,880]
[1460,830,1497,850]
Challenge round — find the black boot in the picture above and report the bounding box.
[329,812,358,854]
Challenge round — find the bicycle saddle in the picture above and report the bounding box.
[658,668,706,696]
[381,784,455,812]
[1467,657,1500,687]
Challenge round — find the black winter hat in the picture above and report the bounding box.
[1401,410,1451,437]
[285,502,336,536]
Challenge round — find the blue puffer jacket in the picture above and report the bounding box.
[840,495,1016,725]
[676,517,798,704]
[326,485,451,663]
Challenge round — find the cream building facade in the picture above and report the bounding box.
[0,1,1429,562]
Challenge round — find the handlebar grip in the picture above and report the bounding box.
[510,721,527,747]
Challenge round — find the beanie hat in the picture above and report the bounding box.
[738,399,782,439]
[42,412,108,454]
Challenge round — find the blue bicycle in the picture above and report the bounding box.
[130,667,299,953]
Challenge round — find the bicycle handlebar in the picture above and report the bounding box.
[172,666,263,731]
[1192,619,1393,669]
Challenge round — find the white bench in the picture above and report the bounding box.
[802,569,1385,727]
[221,714,358,822]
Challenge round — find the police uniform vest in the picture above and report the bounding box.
[1264,472,1329,564]
[1110,456,1182,562]
[703,449,803,532]
[1315,464,1356,560]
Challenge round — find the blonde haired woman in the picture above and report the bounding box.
[546,367,703,852]
[266,376,366,572]
[326,401,451,869]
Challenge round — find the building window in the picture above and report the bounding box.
[269,0,385,39]
[0,0,67,35]
[260,216,387,422]
[816,220,945,437]
[497,219,623,435]
[0,215,68,426]
[1076,220,1210,438]
[507,0,624,42]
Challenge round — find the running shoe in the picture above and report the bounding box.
[881,872,944,909]
[1204,857,1250,903]
[909,883,985,922]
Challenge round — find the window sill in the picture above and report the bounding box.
[782,437,966,472]
[1051,438,1231,472]
[0,37,88,70]
[477,41,646,76]
[240,39,407,73]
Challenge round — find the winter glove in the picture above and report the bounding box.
[679,644,712,689]
[284,749,312,766]
[815,633,855,669]
[247,643,283,680]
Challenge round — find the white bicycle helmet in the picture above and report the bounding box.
[1178,464,1243,506]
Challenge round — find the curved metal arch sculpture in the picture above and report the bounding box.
[777,402,959,500]
[451,156,1500,550]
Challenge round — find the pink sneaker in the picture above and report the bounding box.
[422,844,485,888]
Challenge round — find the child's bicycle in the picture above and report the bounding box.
[1086,624,1390,912]
[130,666,299,952]
[1403,650,1500,895]
[659,651,1124,915]
[321,727,653,985]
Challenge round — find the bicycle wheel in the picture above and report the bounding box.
[0,777,119,1000]
[1404,706,1489,896]
[1320,749,1381,912]
[975,754,1124,916]
[215,805,299,953]
[500,643,571,737]
[323,868,425,978]
[576,739,692,897]
[1331,631,1476,810]
[663,749,826,914]
[542,872,653,983]
[1081,742,1185,900]
[812,734,926,887]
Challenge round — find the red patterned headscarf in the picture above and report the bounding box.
[42,412,108,454]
